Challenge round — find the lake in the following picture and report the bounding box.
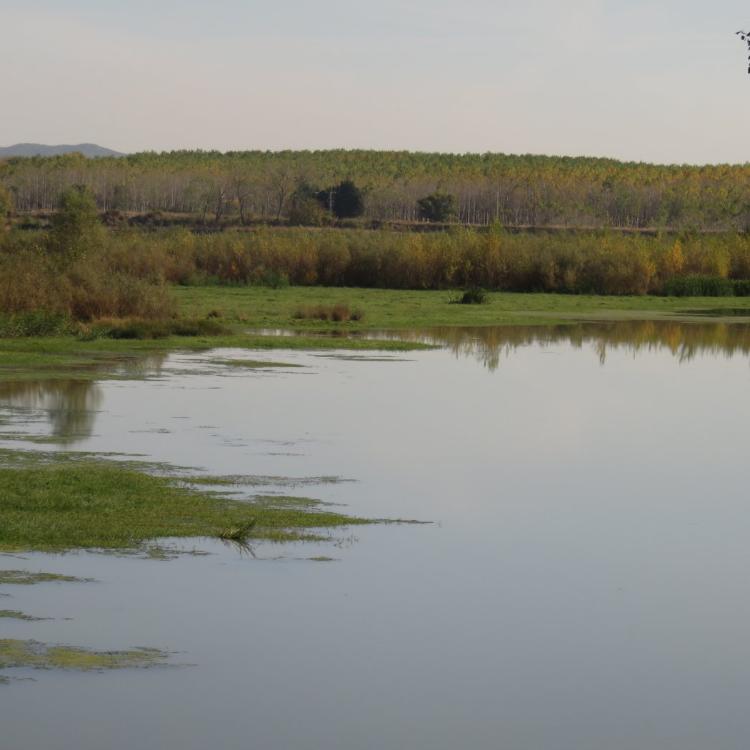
[3,321,750,750]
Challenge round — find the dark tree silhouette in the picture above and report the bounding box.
[317,180,365,219]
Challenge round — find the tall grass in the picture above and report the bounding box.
[3,226,750,306]
[91,226,750,296]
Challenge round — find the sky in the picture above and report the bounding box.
[2,0,750,164]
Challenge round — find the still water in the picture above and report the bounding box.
[3,322,750,750]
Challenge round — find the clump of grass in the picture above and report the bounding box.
[451,287,488,305]
[0,461,374,552]
[218,519,256,542]
[0,639,167,672]
[293,303,364,322]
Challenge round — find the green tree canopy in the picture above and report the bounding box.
[417,191,458,222]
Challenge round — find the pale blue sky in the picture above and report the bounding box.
[3,0,750,163]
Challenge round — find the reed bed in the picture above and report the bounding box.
[55,227,750,296]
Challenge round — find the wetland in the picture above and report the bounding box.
[2,319,750,749]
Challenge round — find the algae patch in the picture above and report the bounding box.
[0,639,168,673]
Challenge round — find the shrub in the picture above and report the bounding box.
[89,317,227,340]
[47,186,104,260]
[292,304,363,322]
[289,197,329,226]
[453,287,488,305]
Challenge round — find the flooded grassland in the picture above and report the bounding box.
[2,320,750,749]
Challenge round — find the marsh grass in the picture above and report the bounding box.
[0,460,373,552]
[5,225,746,296]
[218,520,257,542]
[0,639,168,672]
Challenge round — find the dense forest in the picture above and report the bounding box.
[3,150,750,230]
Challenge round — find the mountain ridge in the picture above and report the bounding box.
[0,143,125,158]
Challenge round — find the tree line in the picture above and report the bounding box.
[3,150,750,230]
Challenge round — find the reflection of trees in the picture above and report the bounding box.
[0,354,168,444]
[0,380,103,443]
[394,322,750,370]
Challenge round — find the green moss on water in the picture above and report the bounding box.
[0,639,167,672]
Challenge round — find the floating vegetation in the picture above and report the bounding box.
[0,639,168,673]
[210,359,304,369]
[0,570,92,586]
[0,460,374,552]
[182,474,351,489]
[0,610,49,621]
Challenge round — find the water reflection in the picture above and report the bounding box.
[110,354,168,379]
[0,380,103,443]
[0,354,167,444]
[387,321,750,370]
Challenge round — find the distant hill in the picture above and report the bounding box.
[0,143,124,158]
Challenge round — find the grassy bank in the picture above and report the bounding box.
[173,286,750,329]
[2,287,750,381]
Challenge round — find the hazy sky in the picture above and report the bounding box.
[3,0,750,163]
